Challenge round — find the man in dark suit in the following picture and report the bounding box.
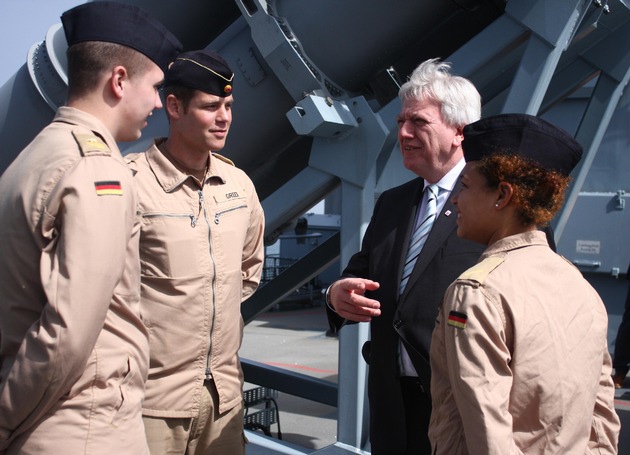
[326,58,485,455]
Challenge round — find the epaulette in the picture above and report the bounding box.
[73,131,111,157]
[212,152,235,166]
[458,255,504,284]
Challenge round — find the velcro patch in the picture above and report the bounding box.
[447,311,467,329]
[95,181,123,196]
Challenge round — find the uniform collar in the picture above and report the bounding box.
[206,151,229,183]
[145,138,226,192]
[481,230,548,260]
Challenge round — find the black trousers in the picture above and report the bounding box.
[393,376,432,455]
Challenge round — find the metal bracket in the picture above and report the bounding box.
[572,259,602,268]
[287,94,358,137]
[615,190,626,210]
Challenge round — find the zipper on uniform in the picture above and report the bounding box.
[199,188,217,381]
[198,190,204,217]
[214,204,247,224]
[143,212,197,228]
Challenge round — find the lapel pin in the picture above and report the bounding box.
[445,210,452,217]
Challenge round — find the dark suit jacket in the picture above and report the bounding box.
[327,176,484,453]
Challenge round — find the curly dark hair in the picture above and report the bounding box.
[477,153,571,226]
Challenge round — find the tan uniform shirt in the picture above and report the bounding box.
[0,107,148,454]
[430,231,620,454]
[126,139,264,417]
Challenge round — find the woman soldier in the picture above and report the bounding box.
[428,114,620,454]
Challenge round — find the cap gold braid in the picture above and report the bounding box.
[176,57,234,82]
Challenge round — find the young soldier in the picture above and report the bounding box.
[0,3,181,453]
[126,49,264,455]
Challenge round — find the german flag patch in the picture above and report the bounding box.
[95,181,123,196]
[447,311,467,329]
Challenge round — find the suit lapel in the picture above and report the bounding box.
[399,181,461,300]
[394,179,424,293]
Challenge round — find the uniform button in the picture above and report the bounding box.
[393,320,403,329]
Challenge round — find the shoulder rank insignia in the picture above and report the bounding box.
[73,131,111,157]
[458,256,504,284]
[447,311,467,329]
[95,181,123,196]
[212,152,235,166]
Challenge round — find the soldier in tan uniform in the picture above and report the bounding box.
[125,49,264,455]
[0,3,181,454]
[429,114,620,454]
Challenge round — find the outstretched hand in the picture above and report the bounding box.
[329,278,381,322]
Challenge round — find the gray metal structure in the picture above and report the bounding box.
[1,0,629,453]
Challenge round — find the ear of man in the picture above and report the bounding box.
[110,66,129,100]
[452,125,464,148]
[165,94,183,119]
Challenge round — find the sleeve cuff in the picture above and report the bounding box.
[325,283,337,313]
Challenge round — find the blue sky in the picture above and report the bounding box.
[0,0,83,86]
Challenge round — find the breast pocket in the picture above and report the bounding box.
[139,198,203,278]
[212,188,249,226]
[210,187,251,273]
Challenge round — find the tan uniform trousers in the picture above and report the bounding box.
[143,380,246,455]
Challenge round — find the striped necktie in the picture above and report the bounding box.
[399,184,438,293]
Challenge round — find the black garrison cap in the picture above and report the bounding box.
[164,50,234,97]
[61,1,182,73]
[462,113,583,176]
